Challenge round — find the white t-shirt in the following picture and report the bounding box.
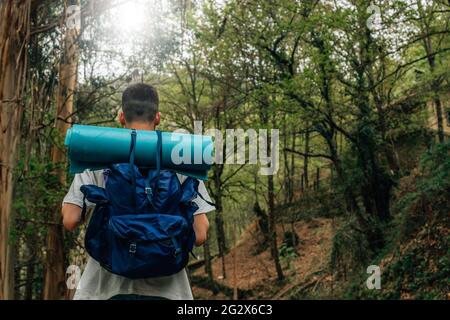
[63,169,215,300]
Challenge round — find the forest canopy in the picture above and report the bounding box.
[0,0,449,300]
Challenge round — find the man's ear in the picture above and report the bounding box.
[154,112,161,126]
[119,111,126,126]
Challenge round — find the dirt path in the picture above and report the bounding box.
[191,218,334,299]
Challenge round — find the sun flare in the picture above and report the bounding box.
[113,1,147,33]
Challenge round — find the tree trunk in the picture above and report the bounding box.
[303,127,310,189]
[315,168,320,190]
[232,224,238,300]
[283,122,290,204]
[25,258,35,300]
[353,10,391,223]
[213,164,227,278]
[416,0,445,143]
[0,0,31,300]
[202,236,218,294]
[43,3,79,299]
[266,124,284,281]
[282,120,295,204]
[434,95,445,143]
[289,131,296,202]
[267,173,284,281]
[203,238,213,278]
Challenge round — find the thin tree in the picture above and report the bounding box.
[0,0,31,300]
[43,0,79,300]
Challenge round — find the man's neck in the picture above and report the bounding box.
[126,122,155,131]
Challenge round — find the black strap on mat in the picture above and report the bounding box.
[129,129,137,209]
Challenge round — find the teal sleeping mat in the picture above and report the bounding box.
[64,125,213,181]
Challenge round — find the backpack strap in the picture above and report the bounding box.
[145,130,162,208]
[129,129,137,209]
[80,194,87,223]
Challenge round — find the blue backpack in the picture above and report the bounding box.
[79,130,208,279]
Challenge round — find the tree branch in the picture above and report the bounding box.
[284,148,333,160]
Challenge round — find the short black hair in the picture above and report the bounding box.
[122,83,159,123]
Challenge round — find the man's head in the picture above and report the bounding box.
[119,83,161,130]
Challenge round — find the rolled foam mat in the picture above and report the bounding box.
[64,125,213,180]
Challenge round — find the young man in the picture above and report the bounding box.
[62,83,214,300]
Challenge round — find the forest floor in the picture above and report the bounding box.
[190,218,335,300]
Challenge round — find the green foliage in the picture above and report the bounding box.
[344,143,450,299]
[330,217,372,281]
[347,239,449,300]
[279,243,298,272]
[12,150,62,298]
[6,0,450,300]
[418,142,450,197]
[394,142,450,241]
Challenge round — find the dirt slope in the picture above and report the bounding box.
[191,218,334,299]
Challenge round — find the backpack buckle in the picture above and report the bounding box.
[145,187,153,196]
[129,243,137,254]
[171,237,181,257]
